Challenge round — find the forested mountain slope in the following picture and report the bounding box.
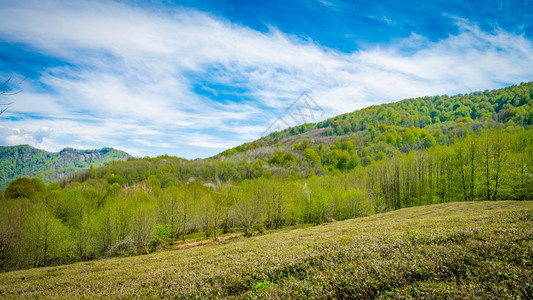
[0,82,531,272]
[222,81,533,157]
[0,145,130,190]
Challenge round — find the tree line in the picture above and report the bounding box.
[0,173,378,271]
[367,128,533,209]
[1,82,532,272]
[1,128,531,272]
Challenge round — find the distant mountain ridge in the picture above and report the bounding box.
[0,145,130,190]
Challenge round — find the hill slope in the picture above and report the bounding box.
[0,201,531,299]
[61,82,533,186]
[219,81,533,158]
[0,82,531,275]
[0,145,130,190]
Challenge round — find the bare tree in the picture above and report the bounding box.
[1,76,24,115]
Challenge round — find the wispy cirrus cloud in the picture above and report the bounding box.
[0,0,532,158]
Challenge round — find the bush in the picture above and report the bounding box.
[5,177,37,199]
[150,225,172,250]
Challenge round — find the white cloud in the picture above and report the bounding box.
[0,126,56,151]
[0,0,532,158]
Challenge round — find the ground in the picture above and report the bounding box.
[0,201,532,299]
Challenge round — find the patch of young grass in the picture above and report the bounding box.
[0,201,531,299]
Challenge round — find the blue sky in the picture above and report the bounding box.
[0,0,532,158]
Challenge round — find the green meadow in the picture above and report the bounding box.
[1,201,531,299]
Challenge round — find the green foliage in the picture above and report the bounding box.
[0,201,531,298]
[107,174,126,186]
[20,203,73,268]
[220,82,533,162]
[343,188,374,218]
[270,151,296,165]
[0,145,130,190]
[1,82,533,274]
[303,148,321,165]
[150,224,172,250]
[5,177,40,199]
[252,280,273,292]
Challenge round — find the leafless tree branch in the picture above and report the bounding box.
[0,76,25,115]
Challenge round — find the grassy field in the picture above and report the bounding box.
[1,201,532,299]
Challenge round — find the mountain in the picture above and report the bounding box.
[0,82,531,273]
[220,81,533,158]
[58,82,532,201]
[0,145,130,190]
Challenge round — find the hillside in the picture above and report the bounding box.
[220,81,533,158]
[0,82,532,273]
[0,145,130,190]
[0,201,531,299]
[63,82,533,206]
[65,82,533,186]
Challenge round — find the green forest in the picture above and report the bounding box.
[0,145,130,190]
[0,82,532,272]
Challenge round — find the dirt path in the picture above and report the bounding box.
[170,234,241,251]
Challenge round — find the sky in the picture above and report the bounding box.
[0,0,532,158]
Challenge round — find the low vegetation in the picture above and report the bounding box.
[0,201,531,299]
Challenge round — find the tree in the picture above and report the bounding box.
[5,177,39,199]
[232,181,264,236]
[343,188,374,218]
[508,130,533,200]
[22,204,72,267]
[182,181,205,241]
[94,195,133,256]
[483,134,492,201]
[198,194,213,238]
[0,198,32,270]
[302,182,332,224]
[337,150,351,170]
[456,140,469,202]
[157,186,183,243]
[0,76,23,115]
[210,185,230,241]
[264,179,286,229]
[131,194,156,254]
[490,132,507,201]
[69,189,96,260]
[303,148,321,165]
